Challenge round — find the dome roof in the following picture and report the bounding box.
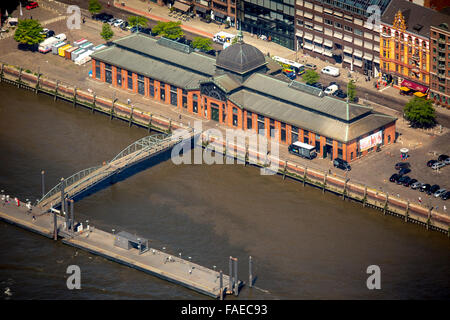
[216,42,267,75]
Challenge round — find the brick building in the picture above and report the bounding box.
[166,0,237,26]
[91,33,396,162]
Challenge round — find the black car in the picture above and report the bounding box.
[140,28,152,35]
[389,173,400,183]
[438,154,449,162]
[397,175,409,185]
[441,191,450,200]
[333,89,347,99]
[420,183,431,192]
[428,184,440,195]
[405,178,417,187]
[395,162,410,170]
[120,21,129,30]
[401,176,412,186]
[328,81,338,87]
[333,158,351,170]
[309,82,324,90]
[398,167,411,175]
[427,160,438,167]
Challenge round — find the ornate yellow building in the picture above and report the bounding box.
[379,1,432,95]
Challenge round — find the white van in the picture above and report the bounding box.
[324,84,338,95]
[213,32,236,45]
[321,66,340,77]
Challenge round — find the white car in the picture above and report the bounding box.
[113,19,124,27]
[324,84,339,95]
[434,189,447,198]
[431,161,445,170]
[321,66,340,77]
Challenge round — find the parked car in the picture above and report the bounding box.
[437,154,449,162]
[410,181,422,189]
[328,81,338,87]
[107,17,116,25]
[431,161,445,170]
[324,84,339,95]
[26,1,39,10]
[321,66,340,77]
[445,158,450,165]
[420,183,431,192]
[441,191,450,200]
[434,188,447,198]
[395,162,410,170]
[397,175,409,185]
[404,178,417,187]
[140,27,152,35]
[283,69,296,80]
[389,173,400,183]
[333,89,347,99]
[93,13,113,22]
[120,21,129,30]
[113,19,124,27]
[427,159,438,167]
[130,26,138,33]
[305,63,317,70]
[428,184,440,195]
[398,167,411,175]
[333,158,351,171]
[400,176,411,186]
[309,82,324,90]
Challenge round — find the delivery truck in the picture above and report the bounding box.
[288,141,317,160]
[38,33,66,53]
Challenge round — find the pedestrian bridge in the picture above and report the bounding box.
[37,133,187,212]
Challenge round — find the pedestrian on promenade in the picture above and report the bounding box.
[32,215,36,221]
[82,17,85,24]
[418,197,422,203]
[444,205,447,211]
[127,98,131,105]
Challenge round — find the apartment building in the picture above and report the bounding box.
[294,0,391,77]
[429,21,450,108]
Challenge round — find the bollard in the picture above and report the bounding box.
[283,161,287,180]
[249,256,253,288]
[41,170,45,199]
[54,80,59,101]
[219,270,223,300]
[70,199,74,232]
[228,256,233,294]
[129,107,134,127]
[234,258,238,296]
[323,172,327,193]
[303,167,307,186]
[73,88,77,108]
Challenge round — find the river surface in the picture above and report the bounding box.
[0,82,449,300]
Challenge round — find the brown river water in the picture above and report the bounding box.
[0,82,449,299]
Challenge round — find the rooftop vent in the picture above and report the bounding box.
[288,80,324,97]
[413,24,423,32]
[156,37,192,54]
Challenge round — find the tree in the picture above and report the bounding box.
[403,96,436,128]
[14,19,45,50]
[347,79,356,102]
[302,69,319,85]
[191,37,213,52]
[152,21,184,40]
[100,23,114,42]
[128,16,147,31]
[88,0,102,16]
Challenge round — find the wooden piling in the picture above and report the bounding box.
[110,104,115,121]
[72,88,77,108]
[303,167,307,186]
[383,193,389,215]
[405,200,409,222]
[342,179,348,200]
[363,186,367,207]
[18,67,22,88]
[129,107,134,127]
[54,80,59,101]
[282,161,287,180]
[36,73,40,94]
[427,208,432,230]
[92,94,96,113]
[249,256,253,288]
[322,172,327,193]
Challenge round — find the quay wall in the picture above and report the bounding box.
[1,62,449,236]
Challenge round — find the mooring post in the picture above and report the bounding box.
[18,67,22,88]
[219,270,223,300]
[383,193,389,215]
[228,256,233,294]
[110,97,116,120]
[168,119,172,133]
[129,107,134,127]
[64,198,70,230]
[147,114,152,132]
[70,199,74,232]
[41,170,45,199]
[283,161,287,180]
[342,179,348,200]
[92,93,96,113]
[303,167,307,186]
[322,172,327,193]
[363,185,367,207]
[0,63,4,82]
[73,88,77,108]
[427,208,432,230]
[54,80,59,101]
[234,257,238,296]
[244,145,249,167]
[405,200,409,222]
[249,256,253,288]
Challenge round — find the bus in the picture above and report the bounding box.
[272,56,305,75]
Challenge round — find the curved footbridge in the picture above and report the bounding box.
[0,132,247,299]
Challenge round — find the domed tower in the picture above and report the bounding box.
[215,31,268,82]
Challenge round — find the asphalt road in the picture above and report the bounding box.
[57,0,223,51]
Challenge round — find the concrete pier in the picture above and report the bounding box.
[0,199,241,299]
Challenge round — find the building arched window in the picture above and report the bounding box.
[232,107,238,127]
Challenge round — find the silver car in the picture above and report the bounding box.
[431,161,445,170]
[411,181,422,189]
[434,189,447,198]
[444,158,450,165]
